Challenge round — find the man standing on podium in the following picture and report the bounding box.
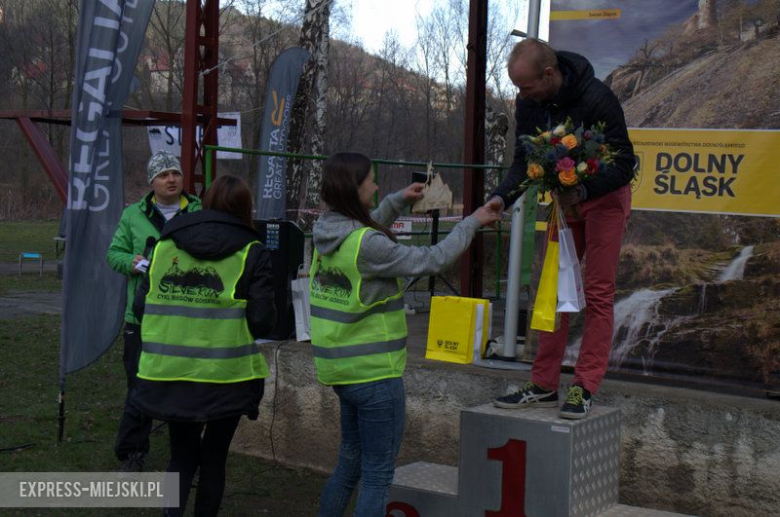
[489,39,635,419]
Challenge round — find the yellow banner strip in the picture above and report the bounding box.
[550,9,621,21]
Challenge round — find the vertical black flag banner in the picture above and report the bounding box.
[61,0,153,375]
[256,47,310,219]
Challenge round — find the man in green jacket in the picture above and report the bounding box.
[106,151,201,472]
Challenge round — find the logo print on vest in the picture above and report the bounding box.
[157,256,224,298]
[312,265,352,298]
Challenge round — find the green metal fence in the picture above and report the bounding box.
[203,145,510,298]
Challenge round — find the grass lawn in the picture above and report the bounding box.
[0,221,62,262]
[0,220,64,295]
[0,314,328,516]
[0,223,327,515]
[0,272,62,296]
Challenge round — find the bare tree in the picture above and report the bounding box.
[631,39,659,96]
[286,0,331,225]
[326,43,376,150]
[409,0,520,166]
[372,34,413,159]
[215,1,296,183]
[485,106,508,193]
[0,0,77,210]
[135,0,187,111]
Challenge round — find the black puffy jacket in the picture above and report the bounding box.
[131,209,276,422]
[492,51,635,205]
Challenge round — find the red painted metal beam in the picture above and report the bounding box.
[181,0,220,195]
[460,0,488,298]
[0,110,236,127]
[16,117,68,203]
[1,109,235,203]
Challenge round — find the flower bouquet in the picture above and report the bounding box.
[522,119,613,331]
[518,117,617,196]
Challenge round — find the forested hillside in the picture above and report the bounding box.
[0,0,516,219]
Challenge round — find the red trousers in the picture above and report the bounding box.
[531,185,631,394]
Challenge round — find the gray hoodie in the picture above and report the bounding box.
[312,190,482,305]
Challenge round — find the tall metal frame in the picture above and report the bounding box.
[460,0,488,298]
[181,0,220,195]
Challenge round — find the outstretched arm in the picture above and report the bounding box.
[358,205,501,279]
[370,183,426,226]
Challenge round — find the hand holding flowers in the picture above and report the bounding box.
[518,117,617,198]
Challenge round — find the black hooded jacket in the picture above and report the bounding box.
[131,209,276,422]
[492,51,636,205]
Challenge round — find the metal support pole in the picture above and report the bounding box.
[501,195,526,358]
[528,0,541,39]
[428,209,440,297]
[499,0,542,359]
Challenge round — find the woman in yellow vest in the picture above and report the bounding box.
[132,175,276,517]
[311,152,500,516]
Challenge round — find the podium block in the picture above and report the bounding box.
[457,404,620,516]
[390,403,693,516]
[389,462,459,516]
[390,404,623,517]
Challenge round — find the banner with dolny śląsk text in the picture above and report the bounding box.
[629,128,780,217]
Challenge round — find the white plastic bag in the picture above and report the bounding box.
[290,275,311,342]
[556,211,586,313]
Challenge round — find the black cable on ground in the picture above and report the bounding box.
[241,338,288,480]
[0,443,34,452]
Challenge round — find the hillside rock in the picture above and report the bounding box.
[621,35,780,129]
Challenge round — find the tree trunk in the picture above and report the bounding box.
[485,106,508,194]
[286,0,331,228]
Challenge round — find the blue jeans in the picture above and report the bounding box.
[318,377,405,517]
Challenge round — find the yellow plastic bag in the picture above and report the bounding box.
[530,206,560,332]
[425,296,490,364]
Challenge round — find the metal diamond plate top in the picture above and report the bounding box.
[598,504,694,516]
[571,409,622,516]
[393,462,459,496]
[468,403,619,425]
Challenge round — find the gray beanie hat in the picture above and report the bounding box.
[147,151,183,184]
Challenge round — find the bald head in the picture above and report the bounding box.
[507,39,558,76]
[507,38,561,102]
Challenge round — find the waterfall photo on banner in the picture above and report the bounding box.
[536,0,780,391]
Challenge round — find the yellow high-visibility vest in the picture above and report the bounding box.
[309,227,407,385]
[138,240,268,383]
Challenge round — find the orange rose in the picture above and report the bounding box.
[527,163,544,179]
[558,168,578,186]
[561,134,578,150]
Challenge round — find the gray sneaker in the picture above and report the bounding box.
[558,385,592,420]
[493,381,558,409]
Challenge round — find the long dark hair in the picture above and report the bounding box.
[203,175,253,226]
[321,152,396,242]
